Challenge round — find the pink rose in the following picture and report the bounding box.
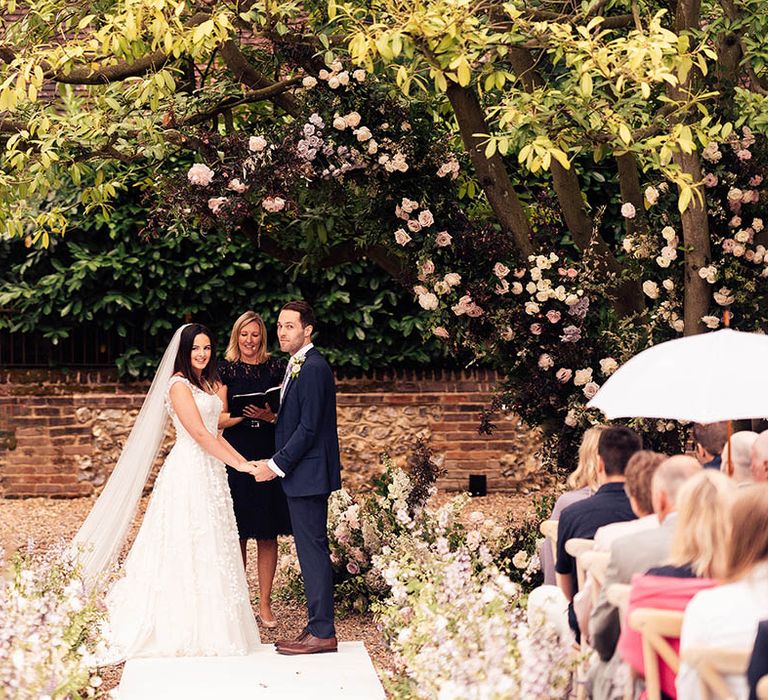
[530,323,542,335]
[418,209,435,227]
[207,197,227,215]
[493,262,511,278]
[433,326,450,339]
[227,178,247,193]
[703,173,718,188]
[407,219,422,233]
[546,310,561,324]
[621,202,636,219]
[435,231,452,247]
[394,228,412,246]
[420,259,435,277]
[737,149,752,161]
[750,175,763,187]
[262,196,286,213]
[556,368,572,383]
[583,381,600,399]
[346,561,360,575]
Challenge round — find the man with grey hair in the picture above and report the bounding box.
[589,455,702,700]
[751,430,768,483]
[721,430,758,484]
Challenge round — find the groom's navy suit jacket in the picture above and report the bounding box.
[273,347,342,498]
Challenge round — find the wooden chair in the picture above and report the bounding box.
[566,538,595,590]
[628,607,684,700]
[757,674,768,699]
[540,519,558,567]
[567,538,596,700]
[605,583,631,619]
[581,550,610,598]
[681,646,751,700]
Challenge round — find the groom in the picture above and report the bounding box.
[253,300,342,654]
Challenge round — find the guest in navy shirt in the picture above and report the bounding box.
[556,426,641,638]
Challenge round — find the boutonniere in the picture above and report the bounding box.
[289,355,305,380]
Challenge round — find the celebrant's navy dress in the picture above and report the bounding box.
[219,358,292,539]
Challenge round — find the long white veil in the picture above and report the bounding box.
[72,325,188,587]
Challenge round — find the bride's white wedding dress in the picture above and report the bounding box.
[104,375,260,658]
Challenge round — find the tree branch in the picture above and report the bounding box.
[180,77,303,126]
[218,40,299,116]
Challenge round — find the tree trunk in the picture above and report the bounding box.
[672,0,711,336]
[445,84,534,259]
[615,153,647,237]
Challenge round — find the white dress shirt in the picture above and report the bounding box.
[268,343,314,478]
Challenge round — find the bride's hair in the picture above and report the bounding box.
[174,323,218,390]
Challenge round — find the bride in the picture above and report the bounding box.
[71,323,261,658]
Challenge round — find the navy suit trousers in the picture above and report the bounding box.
[287,494,335,639]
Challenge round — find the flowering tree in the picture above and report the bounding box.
[3,0,768,464]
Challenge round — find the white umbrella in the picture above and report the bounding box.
[587,328,768,423]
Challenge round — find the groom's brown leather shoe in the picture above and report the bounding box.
[274,627,310,649]
[276,633,338,655]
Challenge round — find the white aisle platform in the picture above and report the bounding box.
[117,642,386,699]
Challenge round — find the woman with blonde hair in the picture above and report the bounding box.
[217,311,291,628]
[648,469,735,578]
[678,484,768,700]
[540,425,605,584]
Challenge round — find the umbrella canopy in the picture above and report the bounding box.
[587,328,768,423]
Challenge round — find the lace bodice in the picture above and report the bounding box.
[166,375,222,443]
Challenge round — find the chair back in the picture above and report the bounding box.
[566,538,595,590]
[628,607,684,700]
[540,519,558,566]
[581,550,610,597]
[681,647,751,700]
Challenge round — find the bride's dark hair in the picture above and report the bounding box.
[174,323,218,390]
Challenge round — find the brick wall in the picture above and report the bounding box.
[0,369,543,497]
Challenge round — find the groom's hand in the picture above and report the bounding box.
[253,460,277,482]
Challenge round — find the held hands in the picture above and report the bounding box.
[242,404,276,423]
[252,460,278,482]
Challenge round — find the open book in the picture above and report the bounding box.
[229,386,281,417]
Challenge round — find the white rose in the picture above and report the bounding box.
[621,202,636,219]
[524,301,540,315]
[661,226,676,242]
[318,69,330,80]
[418,293,439,310]
[642,280,660,299]
[574,368,593,386]
[661,246,677,260]
[672,319,685,333]
[735,230,750,243]
[355,126,372,142]
[344,112,362,128]
[656,256,671,268]
[525,281,536,294]
[443,272,461,287]
[538,354,554,370]
[352,69,366,82]
[187,163,214,186]
[530,267,542,282]
[599,358,619,376]
[248,136,267,153]
[328,76,340,89]
[511,282,523,295]
[753,218,764,232]
[332,116,347,130]
[645,186,659,205]
[701,315,720,329]
[302,76,318,88]
[662,279,674,291]
[337,71,350,85]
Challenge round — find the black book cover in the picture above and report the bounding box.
[229,386,281,416]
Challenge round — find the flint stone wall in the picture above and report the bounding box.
[0,368,549,497]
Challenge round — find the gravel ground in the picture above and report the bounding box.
[0,488,554,695]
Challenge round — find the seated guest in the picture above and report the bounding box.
[594,450,665,551]
[647,470,734,578]
[589,456,701,700]
[555,426,641,639]
[693,421,729,470]
[747,620,768,700]
[678,484,768,700]
[721,430,759,484]
[574,451,665,636]
[617,471,735,699]
[540,425,605,585]
[750,430,768,484]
